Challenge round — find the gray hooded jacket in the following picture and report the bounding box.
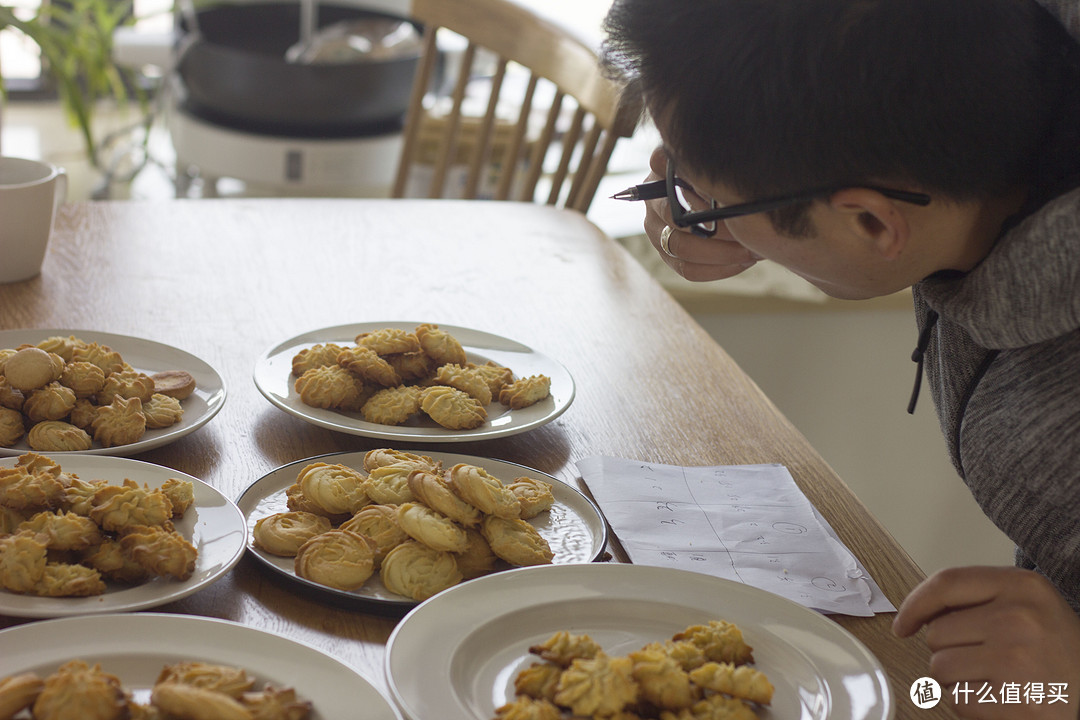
[912,186,1080,611]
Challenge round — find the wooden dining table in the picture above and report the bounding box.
[0,197,948,719]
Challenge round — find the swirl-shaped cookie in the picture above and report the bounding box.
[26,420,92,452]
[361,385,422,425]
[142,393,184,429]
[0,376,24,412]
[36,334,84,362]
[415,324,467,365]
[385,351,435,382]
[155,662,255,697]
[447,463,521,518]
[470,361,515,397]
[296,462,370,516]
[481,515,554,567]
[89,480,173,532]
[407,469,481,527]
[0,465,66,511]
[687,661,774,706]
[79,538,149,584]
[494,697,562,719]
[68,398,97,429]
[363,448,438,473]
[59,360,106,398]
[0,530,48,593]
[0,672,44,719]
[529,631,603,667]
[32,562,107,597]
[455,527,498,580]
[671,620,755,665]
[434,364,493,405]
[152,683,250,720]
[396,502,468,553]
[98,369,156,405]
[23,382,77,423]
[294,529,376,591]
[291,342,345,377]
[160,478,195,517]
[507,476,555,519]
[379,540,462,601]
[626,645,697,711]
[91,395,147,448]
[499,374,551,409]
[364,463,417,505]
[70,342,125,376]
[355,328,421,355]
[31,660,124,719]
[553,653,639,718]
[253,511,332,557]
[419,385,487,430]
[338,346,401,387]
[119,524,198,580]
[0,407,25,447]
[294,364,367,410]
[339,504,409,565]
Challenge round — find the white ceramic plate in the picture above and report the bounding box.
[252,322,574,443]
[236,450,607,610]
[385,563,894,720]
[0,454,246,618]
[0,612,401,720]
[0,329,227,457]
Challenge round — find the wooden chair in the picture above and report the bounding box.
[391,0,642,213]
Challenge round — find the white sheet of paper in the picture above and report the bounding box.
[576,456,895,616]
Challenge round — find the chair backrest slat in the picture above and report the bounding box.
[393,0,642,213]
[464,58,509,199]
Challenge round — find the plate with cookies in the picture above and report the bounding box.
[0,329,227,457]
[236,448,607,610]
[252,322,574,443]
[0,612,402,720]
[385,563,892,720]
[0,452,246,618]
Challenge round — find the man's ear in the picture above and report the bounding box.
[828,188,910,260]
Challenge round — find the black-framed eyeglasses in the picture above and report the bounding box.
[665,161,933,238]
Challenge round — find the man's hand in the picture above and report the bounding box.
[894,566,1080,719]
[642,146,759,282]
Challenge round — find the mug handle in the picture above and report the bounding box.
[52,168,68,222]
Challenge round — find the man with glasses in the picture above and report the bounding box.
[604,0,1080,717]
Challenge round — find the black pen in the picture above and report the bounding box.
[611,179,667,201]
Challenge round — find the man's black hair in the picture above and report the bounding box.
[603,0,1080,234]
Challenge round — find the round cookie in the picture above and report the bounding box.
[3,347,61,392]
[150,370,197,400]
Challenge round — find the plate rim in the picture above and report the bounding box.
[0,611,402,720]
[0,327,228,457]
[251,321,575,443]
[235,448,609,610]
[384,562,894,720]
[0,453,246,618]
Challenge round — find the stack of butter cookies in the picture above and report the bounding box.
[291,324,550,430]
[252,448,556,601]
[0,334,196,451]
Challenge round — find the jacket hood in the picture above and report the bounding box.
[916,187,1080,349]
[1037,0,1080,41]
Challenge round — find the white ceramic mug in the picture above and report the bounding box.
[0,156,68,283]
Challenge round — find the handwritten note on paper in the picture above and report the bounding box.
[576,456,895,616]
